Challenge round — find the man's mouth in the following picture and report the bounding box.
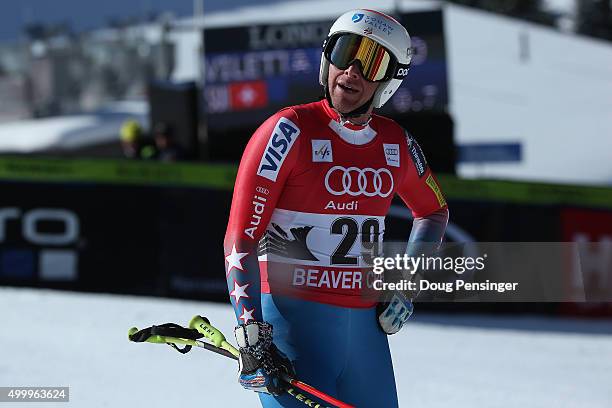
[337,83,359,94]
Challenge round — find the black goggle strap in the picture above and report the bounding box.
[393,62,411,80]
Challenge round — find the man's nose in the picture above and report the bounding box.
[344,61,364,79]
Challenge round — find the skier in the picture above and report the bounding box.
[224,9,449,407]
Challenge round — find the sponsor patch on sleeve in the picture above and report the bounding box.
[257,117,300,182]
[405,131,427,178]
[383,143,400,167]
[425,174,447,207]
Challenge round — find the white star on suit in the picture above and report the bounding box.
[239,306,256,324]
[230,281,250,303]
[225,244,248,276]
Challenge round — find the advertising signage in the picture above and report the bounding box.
[203,10,448,131]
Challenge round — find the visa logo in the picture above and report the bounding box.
[257,117,300,181]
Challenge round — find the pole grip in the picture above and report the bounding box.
[189,315,239,357]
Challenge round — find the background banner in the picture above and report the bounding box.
[0,157,610,314]
[202,10,449,131]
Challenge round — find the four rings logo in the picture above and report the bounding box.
[385,148,398,156]
[325,166,394,198]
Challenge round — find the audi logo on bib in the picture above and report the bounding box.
[325,166,394,197]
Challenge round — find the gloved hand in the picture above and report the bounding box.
[376,291,414,335]
[234,321,295,395]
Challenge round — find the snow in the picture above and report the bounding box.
[1,287,611,407]
[0,101,148,153]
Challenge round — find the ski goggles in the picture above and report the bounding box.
[324,33,410,82]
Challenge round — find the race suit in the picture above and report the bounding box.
[224,99,448,407]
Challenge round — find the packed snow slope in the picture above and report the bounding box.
[1,287,611,407]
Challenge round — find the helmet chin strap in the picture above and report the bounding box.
[324,86,374,126]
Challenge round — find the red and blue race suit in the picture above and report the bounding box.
[224,99,448,407]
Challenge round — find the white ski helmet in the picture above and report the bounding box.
[319,9,412,109]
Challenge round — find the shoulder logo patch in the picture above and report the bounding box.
[312,139,333,162]
[383,143,400,167]
[405,131,427,178]
[257,117,300,181]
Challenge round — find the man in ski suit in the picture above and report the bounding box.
[224,9,449,407]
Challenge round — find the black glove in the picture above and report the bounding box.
[234,321,295,395]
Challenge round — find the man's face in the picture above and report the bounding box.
[327,62,379,114]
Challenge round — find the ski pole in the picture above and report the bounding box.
[189,315,355,408]
[128,327,344,407]
[128,319,355,408]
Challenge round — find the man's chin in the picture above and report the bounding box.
[331,97,361,114]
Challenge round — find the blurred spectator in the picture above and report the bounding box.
[152,121,184,162]
[119,119,156,159]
